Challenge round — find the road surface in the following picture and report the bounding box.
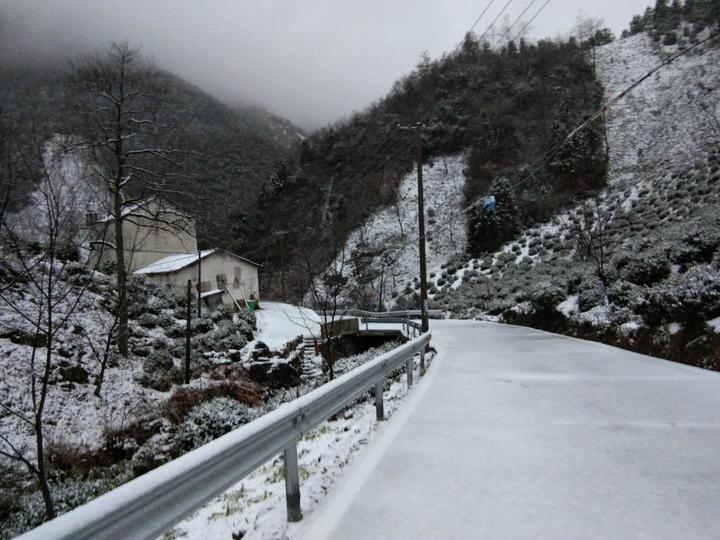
[296,320,720,539]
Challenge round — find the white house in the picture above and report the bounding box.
[87,196,197,272]
[134,249,261,310]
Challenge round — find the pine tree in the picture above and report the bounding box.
[467,177,519,256]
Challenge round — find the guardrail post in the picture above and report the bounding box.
[375,379,384,421]
[406,357,413,386]
[283,443,303,522]
[420,349,426,375]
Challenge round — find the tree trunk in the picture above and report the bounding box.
[114,197,129,356]
[36,294,55,520]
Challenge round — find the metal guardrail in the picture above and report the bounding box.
[360,317,424,340]
[19,331,432,540]
[317,309,444,320]
[351,309,444,319]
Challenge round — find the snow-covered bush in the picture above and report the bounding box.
[175,397,258,451]
[140,349,178,391]
[615,251,670,286]
[2,477,121,539]
[607,280,643,309]
[157,312,176,329]
[138,312,158,329]
[191,316,214,334]
[641,265,720,328]
[528,282,567,313]
[577,278,606,312]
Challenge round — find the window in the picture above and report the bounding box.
[85,211,97,226]
[233,266,242,287]
[216,273,227,289]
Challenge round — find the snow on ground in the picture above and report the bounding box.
[431,31,720,309]
[254,302,321,348]
[557,295,579,317]
[708,317,720,334]
[163,352,431,540]
[336,154,467,307]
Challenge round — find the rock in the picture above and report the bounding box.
[58,364,89,384]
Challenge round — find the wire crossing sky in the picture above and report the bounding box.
[1,0,654,131]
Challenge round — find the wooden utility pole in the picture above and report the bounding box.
[185,279,192,384]
[399,123,430,333]
[196,249,202,317]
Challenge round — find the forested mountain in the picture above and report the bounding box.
[0,60,301,249]
[245,31,608,297]
[413,6,720,370]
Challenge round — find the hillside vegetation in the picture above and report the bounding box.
[0,61,297,250]
[426,15,720,369]
[243,32,607,297]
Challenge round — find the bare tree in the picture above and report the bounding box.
[68,42,190,356]
[0,132,100,520]
[567,198,612,285]
[295,233,360,380]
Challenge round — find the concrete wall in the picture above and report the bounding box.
[90,202,197,272]
[147,252,260,309]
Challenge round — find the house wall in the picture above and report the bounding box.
[146,253,260,309]
[90,202,197,272]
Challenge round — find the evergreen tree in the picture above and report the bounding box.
[467,177,520,256]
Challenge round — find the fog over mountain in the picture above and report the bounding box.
[0,0,653,130]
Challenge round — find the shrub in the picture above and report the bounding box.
[165,381,261,424]
[615,252,670,286]
[640,265,720,328]
[577,278,606,312]
[607,280,642,309]
[138,312,158,329]
[191,316,214,334]
[157,312,176,329]
[175,397,258,451]
[528,282,567,313]
[140,350,178,391]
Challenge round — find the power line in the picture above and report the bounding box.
[477,0,514,43]
[468,0,497,35]
[461,29,720,216]
[492,0,539,49]
[511,0,551,43]
[425,30,720,239]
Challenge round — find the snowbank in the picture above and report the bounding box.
[254,302,321,348]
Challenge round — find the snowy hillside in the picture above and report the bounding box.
[335,154,467,309]
[430,31,720,370]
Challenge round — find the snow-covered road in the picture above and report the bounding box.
[296,320,720,539]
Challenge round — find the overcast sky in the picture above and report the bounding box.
[1,0,654,131]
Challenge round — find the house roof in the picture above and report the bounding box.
[133,248,262,276]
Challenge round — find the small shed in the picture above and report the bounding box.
[134,249,261,310]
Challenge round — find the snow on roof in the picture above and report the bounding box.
[134,250,216,275]
[200,288,223,299]
[134,248,262,275]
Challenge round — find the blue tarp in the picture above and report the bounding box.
[483,195,496,213]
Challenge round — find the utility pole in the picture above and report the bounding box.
[185,280,192,384]
[398,122,430,333]
[196,249,202,317]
